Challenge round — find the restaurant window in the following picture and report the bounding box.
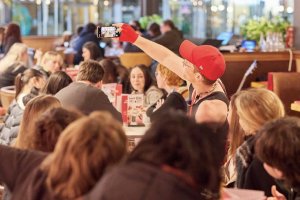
[161,0,294,38]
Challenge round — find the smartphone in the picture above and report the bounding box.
[97,26,120,38]
[27,48,36,58]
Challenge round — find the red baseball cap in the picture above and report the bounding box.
[179,40,226,81]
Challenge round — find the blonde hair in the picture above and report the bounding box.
[41,111,127,199]
[15,95,61,149]
[235,88,285,134]
[0,43,27,73]
[41,51,63,68]
[157,63,183,86]
[227,93,245,156]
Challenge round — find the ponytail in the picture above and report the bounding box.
[14,69,44,99]
[14,73,24,99]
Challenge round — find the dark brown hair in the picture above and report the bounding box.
[128,110,222,197]
[41,112,127,199]
[4,23,22,43]
[41,71,72,95]
[147,22,161,37]
[14,68,44,98]
[99,59,118,84]
[82,41,102,61]
[255,117,300,189]
[129,64,153,93]
[31,107,83,152]
[77,60,104,83]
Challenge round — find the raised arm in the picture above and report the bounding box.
[117,24,189,81]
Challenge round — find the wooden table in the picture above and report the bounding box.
[123,125,148,151]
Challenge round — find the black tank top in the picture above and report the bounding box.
[188,91,229,117]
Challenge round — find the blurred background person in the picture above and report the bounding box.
[3,23,22,55]
[41,71,73,95]
[34,51,64,78]
[0,43,28,74]
[72,22,99,65]
[0,69,44,146]
[0,43,29,89]
[146,22,161,39]
[152,20,184,55]
[0,26,5,54]
[82,41,103,61]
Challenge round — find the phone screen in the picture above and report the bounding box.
[97,26,120,38]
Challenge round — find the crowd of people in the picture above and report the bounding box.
[0,20,299,200]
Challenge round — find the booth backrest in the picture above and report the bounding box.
[268,72,300,116]
[119,53,152,69]
[23,36,61,52]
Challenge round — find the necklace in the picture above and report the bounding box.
[193,82,217,100]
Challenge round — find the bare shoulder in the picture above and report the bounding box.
[195,99,228,123]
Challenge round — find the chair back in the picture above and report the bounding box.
[268,72,300,116]
[0,86,16,111]
[119,53,152,69]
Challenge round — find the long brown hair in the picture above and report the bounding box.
[40,112,127,199]
[15,95,61,149]
[4,22,22,43]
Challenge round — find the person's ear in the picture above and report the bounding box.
[95,80,102,89]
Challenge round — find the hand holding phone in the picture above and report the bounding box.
[97,26,120,38]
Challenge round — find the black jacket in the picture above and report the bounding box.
[0,63,27,89]
[146,92,187,121]
[85,162,213,200]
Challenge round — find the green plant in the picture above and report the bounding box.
[240,17,291,42]
[139,14,163,30]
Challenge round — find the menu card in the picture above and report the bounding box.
[102,83,122,111]
[121,94,145,127]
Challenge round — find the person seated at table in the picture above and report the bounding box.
[41,71,73,95]
[0,43,29,89]
[0,111,127,200]
[72,22,99,65]
[0,69,45,146]
[228,88,287,197]
[82,41,103,61]
[146,63,187,121]
[255,117,300,200]
[99,59,119,84]
[34,51,64,78]
[128,64,163,107]
[55,60,122,121]
[85,110,222,200]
